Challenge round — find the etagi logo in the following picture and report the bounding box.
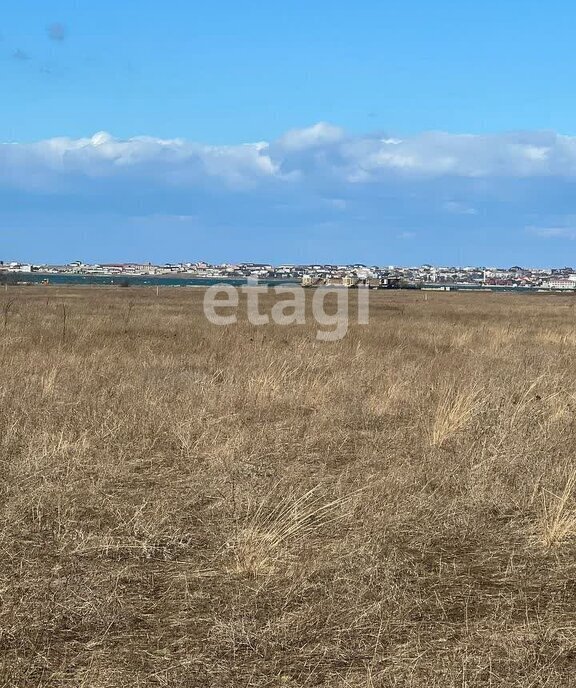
[203,278,369,341]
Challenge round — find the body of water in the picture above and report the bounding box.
[9,273,300,288]
[6,274,569,294]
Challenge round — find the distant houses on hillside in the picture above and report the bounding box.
[3,258,576,291]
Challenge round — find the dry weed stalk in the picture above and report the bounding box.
[2,299,14,329]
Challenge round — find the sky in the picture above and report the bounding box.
[3,0,576,266]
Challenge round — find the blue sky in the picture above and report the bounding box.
[3,0,576,266]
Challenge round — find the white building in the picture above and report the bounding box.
[7,263,32,273]
[547,277,576,290]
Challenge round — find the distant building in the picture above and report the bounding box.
[302,274,315,286]
[7,263,32,273]
[548,277,576,290]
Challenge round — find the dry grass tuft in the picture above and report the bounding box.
[429,382,485,447]
[232,485,351,575]
[539,468,576,548]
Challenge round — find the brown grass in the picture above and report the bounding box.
[1,286,576,686]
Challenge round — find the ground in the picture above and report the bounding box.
[1,286,575,687]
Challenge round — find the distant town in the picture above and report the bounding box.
[3,259,576,291]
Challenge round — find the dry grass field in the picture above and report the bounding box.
[1,285,576,687]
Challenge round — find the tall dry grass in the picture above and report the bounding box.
[0,286,575,686]
[539,467,576,548]
[428,381,485,447]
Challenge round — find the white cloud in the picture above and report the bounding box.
[530,226,576,240]
[443,201,478,215]
[5,125,576,195]
[276,122,345,151]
